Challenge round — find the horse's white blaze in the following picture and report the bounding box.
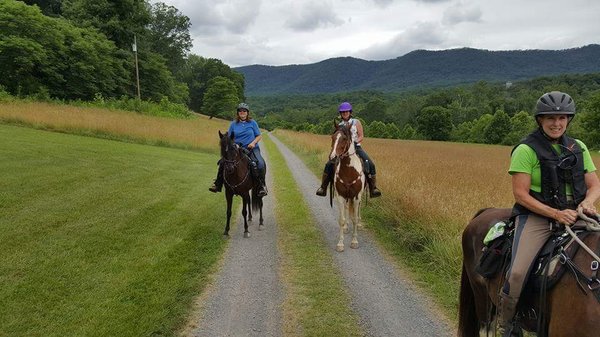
[330,132,341,160]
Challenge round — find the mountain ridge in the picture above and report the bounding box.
[235,45,600,95]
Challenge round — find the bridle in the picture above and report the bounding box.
[221,142,251,190]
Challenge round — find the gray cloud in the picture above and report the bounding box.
[285,2,344,32]
[413,0,451,3]
[183,0,261,35]
[358,21,448,60]
[442,2,482,25]
[372,0,394,7]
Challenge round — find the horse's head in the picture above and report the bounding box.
[218,130,238,160]
[329,123,352,160]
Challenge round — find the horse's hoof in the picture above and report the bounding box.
[243,232,251,238]
[258,224,264,231]
[223,234,230,239]
[336,245,344,252]
[350,242,359,249]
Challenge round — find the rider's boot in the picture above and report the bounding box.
[316,172,330,196]
[497,293,522,337]
[250,161,267,197]
[257,168,268,197]
[208,163,223,193]
[367,174,382,198]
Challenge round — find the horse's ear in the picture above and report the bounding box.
[230,131,235,140]
[218,130,224,138]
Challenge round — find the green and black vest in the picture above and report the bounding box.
[512,129,587,215]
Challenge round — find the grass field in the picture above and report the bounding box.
[0,124,229,337]
[273,128,600,318]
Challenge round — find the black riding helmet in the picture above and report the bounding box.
[534,91,576,128]
[535,91,575,116]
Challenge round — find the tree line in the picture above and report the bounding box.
[0,0,243,118]
[251,73,600,149]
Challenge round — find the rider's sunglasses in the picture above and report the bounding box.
[237,109,249,113]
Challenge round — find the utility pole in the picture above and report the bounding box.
[133,34,141,100]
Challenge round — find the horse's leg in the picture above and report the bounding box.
[242,193,250,238]
[258,197,264,230]
[350,198,359,249]
[336,198,346,252]
[248,193,253,223]
[224,191,233,237]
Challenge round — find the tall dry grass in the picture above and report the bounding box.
[0,101,231,153]
[275,129,600,231]
[273,128,600,316]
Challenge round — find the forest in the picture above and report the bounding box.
[0,0,243,119]
[250,73,600,149]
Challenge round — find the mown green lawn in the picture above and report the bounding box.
[0,124,229,337]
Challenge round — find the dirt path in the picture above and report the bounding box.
[190,147,283,337]
[190,136,452,337]
[270,134,452,337]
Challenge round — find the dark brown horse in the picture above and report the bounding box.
[458,208,600,337]
[329,123,365,252]
[218,131,263,237]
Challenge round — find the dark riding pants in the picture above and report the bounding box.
[322,145,376,176]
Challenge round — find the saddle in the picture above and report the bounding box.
[476,220,588,292]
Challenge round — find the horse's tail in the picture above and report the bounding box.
[251,188,263,213]
[458,264,480,337]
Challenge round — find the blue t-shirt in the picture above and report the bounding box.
[228,119,261,148]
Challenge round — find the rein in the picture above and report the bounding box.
[222,144,251,190]
[564,209,600,264]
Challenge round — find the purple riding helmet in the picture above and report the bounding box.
[338,102,352,112]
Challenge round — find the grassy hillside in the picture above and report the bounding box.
[0,124,229,337]
[0,101,231,153]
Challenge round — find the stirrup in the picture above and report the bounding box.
[316,187,327,196]
[209,183,222,193]
[370,188,381,198]
[257,186,268,197]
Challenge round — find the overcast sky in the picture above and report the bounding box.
[158,0,600,68]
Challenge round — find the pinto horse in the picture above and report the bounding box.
[458,208,600,337]
[329,123,365,252]
[218,131,263,237]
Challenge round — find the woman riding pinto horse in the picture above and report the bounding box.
[316,102,381,198]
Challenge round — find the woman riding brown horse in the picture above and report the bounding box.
[459,208,600,337]
[217,130,264,237]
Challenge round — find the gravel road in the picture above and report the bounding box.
[270,134,452,337]
[190,136,452,337]
[191,147,283,337]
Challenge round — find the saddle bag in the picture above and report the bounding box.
[476,234,511,279]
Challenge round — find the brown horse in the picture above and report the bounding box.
[218,131,263,237]
[329,123,365,252]
[458,208,600,337]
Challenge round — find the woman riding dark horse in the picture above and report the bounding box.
[497,91,600,336]
[209,102,267,197]
[215,130,264,237]
[316,102,381,198]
